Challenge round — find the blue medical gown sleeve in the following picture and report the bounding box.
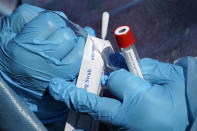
[175,56,197,131]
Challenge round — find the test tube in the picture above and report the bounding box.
[114,25,143,78]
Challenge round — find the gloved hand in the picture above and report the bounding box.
[0,4,94,123]
[49,58,189,130]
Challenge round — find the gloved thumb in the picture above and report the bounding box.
[107,69,151,101]
[140,58,184,84]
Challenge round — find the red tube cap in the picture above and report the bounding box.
[114,25,136,48]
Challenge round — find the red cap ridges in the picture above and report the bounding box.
[114,25,136,48]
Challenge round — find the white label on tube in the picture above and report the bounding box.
[123,46,143,78]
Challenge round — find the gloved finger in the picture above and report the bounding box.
[107,69,151,101]
[49,77,121,124]
[140,58,184,84]
[84,26,96,36]
[47,26,77,60]
[61,36,85,64]
[108,52,128,70]
[15,11,67,43]
[3,4,45,33]
[101,71,114,86]
[101,75,109,86]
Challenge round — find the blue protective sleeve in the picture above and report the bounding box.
[175,56,197,131]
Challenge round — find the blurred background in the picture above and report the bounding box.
[1,0,197,63]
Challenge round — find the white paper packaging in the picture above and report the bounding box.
[65,35,113,131]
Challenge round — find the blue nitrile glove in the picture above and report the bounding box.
[0,4,91,123]
[49,58,189,130]
[84,26,96,36]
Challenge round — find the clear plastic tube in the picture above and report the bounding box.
[121,44,143,78]
[114,25,143,78]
